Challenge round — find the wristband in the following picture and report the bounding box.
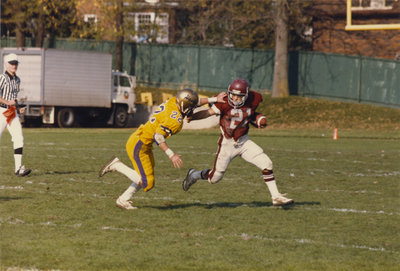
[208,97,218,103]
[165,148,174,158]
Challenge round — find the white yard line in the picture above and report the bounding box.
[0,217,395,255]
[1,185,399,216]
[4,267,63,271]
[236,233,392,253]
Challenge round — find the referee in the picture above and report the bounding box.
[0,53,31,176]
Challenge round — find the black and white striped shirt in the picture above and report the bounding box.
[0,71,20,107]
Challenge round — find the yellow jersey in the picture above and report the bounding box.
[136,97,184,145]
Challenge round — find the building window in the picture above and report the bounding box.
[84,14,98,24]
[138,14,152,25]
[351,0,393,10]
[126,12,169,43]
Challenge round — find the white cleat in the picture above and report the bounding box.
[99,155,120,177]
[272,194,294,206]
[116,197,137,210]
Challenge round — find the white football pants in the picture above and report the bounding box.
[208,134,273,184]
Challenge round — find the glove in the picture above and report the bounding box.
[3,106,16,124]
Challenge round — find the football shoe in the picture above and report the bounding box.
[99,155,119,177]
[272,194,294,206]
[15,165,31,177]
[116,197,137,210]
[182,168,197,191]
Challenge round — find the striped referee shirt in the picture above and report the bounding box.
[0,71,20,107]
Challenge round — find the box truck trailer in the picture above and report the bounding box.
[1,48,136,127]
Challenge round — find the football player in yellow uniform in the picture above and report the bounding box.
[99,88,226,210]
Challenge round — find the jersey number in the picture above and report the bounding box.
[150,102,182,124]
[230,108,251,129]
[170,111,183,124]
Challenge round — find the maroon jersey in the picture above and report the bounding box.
[212,91,263,141]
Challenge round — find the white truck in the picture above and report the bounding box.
[0,48,136,127]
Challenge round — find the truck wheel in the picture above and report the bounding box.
[114,105,128,128]
[57,108,75,128]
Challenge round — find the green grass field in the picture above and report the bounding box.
[1,127,399,271]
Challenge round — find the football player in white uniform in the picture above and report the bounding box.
[183,78,293,206]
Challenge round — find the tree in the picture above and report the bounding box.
[74,0,138,71]
[2,0,29,47]
[115,0,124,71]
[272,0,312,97]
[1,0,78,47]
[176,0,275,49]
[272,0,289,97]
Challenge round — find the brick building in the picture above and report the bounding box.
[76,0,182,44]
[310,0,400,60]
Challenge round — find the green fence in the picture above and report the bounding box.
[1,38,399,108]
[294,51,400,108]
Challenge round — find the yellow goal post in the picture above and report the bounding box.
[345,0,400,31]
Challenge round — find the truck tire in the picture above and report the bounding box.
[57,108,75,128]
[114,105,129,128]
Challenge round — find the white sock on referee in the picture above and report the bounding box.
[14,154,22,172]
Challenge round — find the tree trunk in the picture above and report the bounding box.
[115,0,124,72]
[35,8,45,47]
[15,1,25,47]
[15,26,26,47]
[272,0,289,98]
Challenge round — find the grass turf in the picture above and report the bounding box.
[0,127,399,271]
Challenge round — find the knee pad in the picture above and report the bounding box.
[208,170,224,184]
[253,152,273,171]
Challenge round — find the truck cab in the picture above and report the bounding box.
[111,71,137,127]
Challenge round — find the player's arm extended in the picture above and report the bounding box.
[198,92,227,106]
[188,107,216,122]
[154,133,183,168]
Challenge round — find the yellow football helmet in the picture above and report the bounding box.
[176,88,199,116]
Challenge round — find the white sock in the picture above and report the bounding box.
[14,154,22,172]
[112,161,141,183]
[120,182,141,201]
[265,180,280,198]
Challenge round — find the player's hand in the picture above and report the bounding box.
[170,154,183,168]
[216,92,227,103]
[186,116,192,123]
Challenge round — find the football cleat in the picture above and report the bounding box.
[99,155,119,177]
[15,165,31,177]
[116,197,137,210]
[182,168,197,191]
[272,194,294,206]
